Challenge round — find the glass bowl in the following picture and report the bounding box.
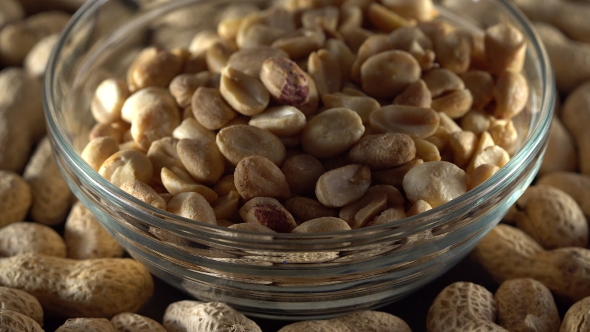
[44,0,554,320]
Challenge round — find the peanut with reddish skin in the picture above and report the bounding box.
[260,56,309,106]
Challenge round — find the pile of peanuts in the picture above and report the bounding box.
[83,0,528,235]
[0,0,589,331]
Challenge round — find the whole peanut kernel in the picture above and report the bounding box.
[91,78,130,124]
[349,132,416,169]
[227,46,289,77]
[191,87,238,130]
[316,164,372,208]
[120,180,167,210]
[284,197,338,223]
[177,138,225,185]
[167,192,217,225]
[81,137,120,172]
[239,197,297,233]
[361,50,421,99]
[281,154,325,195]
[370,104,440,139]
[99,149,153,188]
[403,161,467,208]
[291,217,352,233]
[219,65,270,116]
[234,155,291,201]
[127,47,183,92]
[260,56,310,106]
[216,125,286,166]
[248,105,307,137]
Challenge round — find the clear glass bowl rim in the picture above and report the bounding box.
[43,0,555,243]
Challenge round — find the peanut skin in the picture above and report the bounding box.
[0,253,154,318]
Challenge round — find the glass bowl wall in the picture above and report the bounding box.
[44,0,554,320]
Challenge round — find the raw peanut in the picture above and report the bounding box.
[495,278,561,332]
[120,180,167,210]
[146,137,185,177]
[412,137,441,162]
[538,117,577,175]
[173,118,216,142]
[271,28,325,60]
[366,3,413,33]
[449,131,477,169]
[0,68,45,173]
[488,119,519,155]
[0,253,153,317]
[430,88,473,119]
[434,29,472,74]
[381,0,436,21]
[111,312,167,332]
[65,202,124,259]
[219,66,269,116]
[0,171,31,227]
[537,172,590,218]
[325,39,356,82]
[0,11,70,66]
[403,161,467,207]
[472,224,590,303]
[533,22,590,93]
[23,137,72,226]
[191,87,238,130]
[367,208,407,227]
[361,50,421,99]
[168,74,207,108]
[228,222,275,233]
[389,26,435,70]
[422,68,465,98]
[461,109,493,135]
[120,87,178,124]
[239,197,297,233]
[216,125,286,166]
[321,93,380,124]
[160,167,218,202]
[340,191,388,228]
[226,46,288,78]
[248,106,307,137]
[284,197,338,222]
[234,156,290,201]
[0,0,23,29]
[427,282,506,332]
[469,145,510,174]
[281,154,325,195]
[493,70,529,119]
[316,164,371,208]
[260,56,310,106]
[308,49,342,96]
[89,122,125,143]
[189,30,225,56]
[560,296,590,332]
[0,222,66,258]
[167,192,217,225]
[301,6,339,31]
[211,191,240,220]
[130,101,181,151]
[81,137,120,172]
[23,33,59,78]
[370,105,440,139]
[98,149,153,188]
[484,22,526,75]
[461,70,494,110]
[163,301,261,332]
[0,287,43,326]
[373,158,424,189]
[127,47,183,92]
[301,107,365,158]
[467,164,499,191]
[351,34,393,83]
[393,79,432,108]
[292,217,351,233]
[348,133,416,169]
[561,81,590,175]
[205,42,233,74]
[177,138,225,185]
[0,309,44,332]
[505,185,588,249]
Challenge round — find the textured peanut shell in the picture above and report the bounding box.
[23,137,72,226]
[0,309,43,332]
[0,222,66,258]
[495,278,561,332]
[560,296,590,332]
[537,172,590,218]
[163,301,261,332]
[472,224,590,303]
[111,312,166,332]
[0,253,154,318]
[55,318,115,332]
[64,202,124,259]
[0,171,32,228]
[0,287,43,326]
[427,282,507,332]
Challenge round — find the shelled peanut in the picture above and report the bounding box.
[83,0,532,237]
